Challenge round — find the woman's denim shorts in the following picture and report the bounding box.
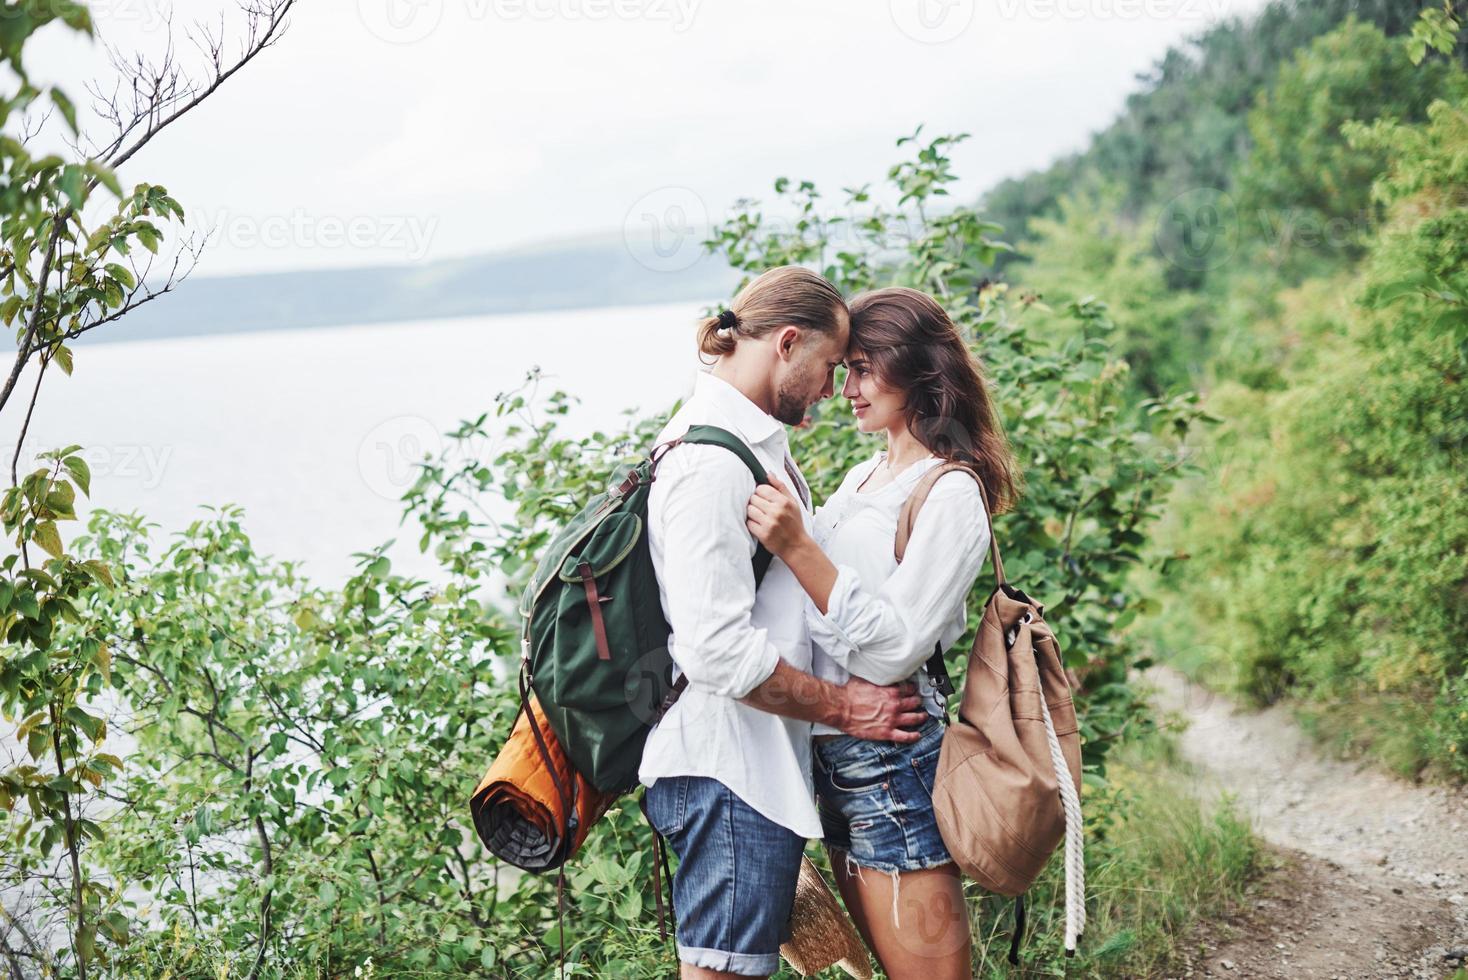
[813,713,955,874]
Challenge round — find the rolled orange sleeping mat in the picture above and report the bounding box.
[470,692,619,872]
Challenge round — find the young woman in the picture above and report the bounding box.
[744,286,1019,979]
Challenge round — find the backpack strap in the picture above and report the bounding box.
[650,423,777,592]
[638,791,675,947]
[895,461,1004,586]
[678,423,778,584]
[516,664,575,979]
[1009,893,1027,965]
[894,461,1006,702]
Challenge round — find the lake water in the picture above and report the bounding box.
[0,300,714,586]
[0,301,723,936]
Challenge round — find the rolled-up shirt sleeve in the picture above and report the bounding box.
[652,444,781,699]
[807,472,990,686]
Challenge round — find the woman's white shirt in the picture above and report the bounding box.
[807,451,992,736]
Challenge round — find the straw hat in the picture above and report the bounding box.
[779,855,873,979]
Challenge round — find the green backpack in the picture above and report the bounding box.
[516,423,774,796]
[489,424,777,976]
[496,422,780,974]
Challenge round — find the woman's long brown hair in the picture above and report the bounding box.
[847,286,1020,516]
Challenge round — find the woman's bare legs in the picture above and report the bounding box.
[829,848,971,980]
[681,967,765,980]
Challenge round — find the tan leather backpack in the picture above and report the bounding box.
[896,462,1086,963]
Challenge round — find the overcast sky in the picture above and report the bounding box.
[31,0,1269,278]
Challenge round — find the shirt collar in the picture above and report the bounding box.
[693,370,786,448]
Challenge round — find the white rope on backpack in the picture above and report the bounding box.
[1037,687,1086,954]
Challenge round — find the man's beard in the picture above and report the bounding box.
[773,374,812,426]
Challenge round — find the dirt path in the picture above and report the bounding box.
[1141,666,1468,979]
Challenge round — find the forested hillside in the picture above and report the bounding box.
[984,0,1468,780]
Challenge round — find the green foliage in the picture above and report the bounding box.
[0,9,189,976]
[70,505,549,975]
[706,128,1010,301]
[978,5,1468,783]
[1151,87,1468,780]
[1008,20,1463,409]
[1016,183,1214,399]
[1409,0,1466,65]
[1020,727,1258,978]
[1234,19,1462,278]
[983,0,1445,279]
[0,127,1217,976]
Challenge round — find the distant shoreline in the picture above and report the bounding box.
[82,235,742,346]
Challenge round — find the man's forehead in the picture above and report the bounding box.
[818,327,849,359]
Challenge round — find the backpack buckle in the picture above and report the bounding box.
[924,642,955,697]
[616,464,656,496]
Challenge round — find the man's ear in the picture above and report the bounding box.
[775,325,801,362]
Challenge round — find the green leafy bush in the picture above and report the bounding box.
[1,129,1220,976]
[1150,83,1468,780]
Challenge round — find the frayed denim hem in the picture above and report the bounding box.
[826,844,960,931]
[823,841,958,877]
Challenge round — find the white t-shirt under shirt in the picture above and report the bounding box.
[806,451,993,737]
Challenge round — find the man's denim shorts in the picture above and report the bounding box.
[643,774,806,977]
[813,712,955,873]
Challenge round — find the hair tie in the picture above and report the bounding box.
[716,308,738,332]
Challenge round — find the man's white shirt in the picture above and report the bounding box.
[637,370,823,839]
